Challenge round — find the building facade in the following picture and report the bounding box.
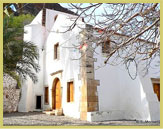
[18,9,160,121]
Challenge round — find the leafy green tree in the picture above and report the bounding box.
[3,14,40,87]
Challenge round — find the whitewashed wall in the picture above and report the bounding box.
[18,21,45,112]
[19,9,84,119]
[44,10,84,118]
[93,45,160,121]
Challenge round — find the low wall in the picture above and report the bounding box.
[3,74,20,113]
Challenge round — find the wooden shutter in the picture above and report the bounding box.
[67,84,70,102]
[70,82,74,102]
[67,82,74,102]
[44,87,49,104]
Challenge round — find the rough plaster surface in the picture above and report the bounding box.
[3,74,20,113]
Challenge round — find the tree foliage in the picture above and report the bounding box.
[3,14,40,87]
[66,3,160,77]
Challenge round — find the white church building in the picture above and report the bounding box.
[18,8,160,122]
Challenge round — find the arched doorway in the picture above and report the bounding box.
[52,78,62,110]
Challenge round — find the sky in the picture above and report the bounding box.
[60,3,107,26]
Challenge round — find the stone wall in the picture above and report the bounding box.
[79,30,100,120]
[3,74,20,113]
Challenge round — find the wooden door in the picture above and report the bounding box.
[52,79,61,109]
[55,80,61,109]
[153,83,160,101]
[36,96,41,109]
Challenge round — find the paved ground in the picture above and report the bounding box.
[3,112,160,126]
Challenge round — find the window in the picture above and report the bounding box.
[151,78,160,101]
[102,40,111,54]
[54,15,58,22]
[67,82,74,102]
[44,87,49,104]
[54,43,59,59]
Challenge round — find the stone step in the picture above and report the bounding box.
[42,110,55,115]
[43,109,63,116]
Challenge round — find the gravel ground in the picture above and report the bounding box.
[3,112,160,126]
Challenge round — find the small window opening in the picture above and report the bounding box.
[102,40,111,54]
[54,15,58,22]
[54,43,59,59]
